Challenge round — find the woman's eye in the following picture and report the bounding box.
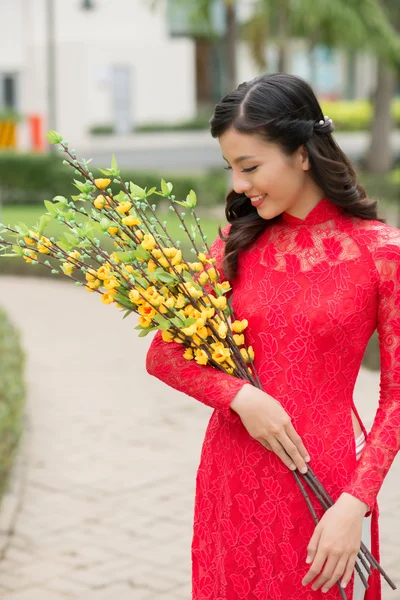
[242,166,257,173]
[223,166,232,171]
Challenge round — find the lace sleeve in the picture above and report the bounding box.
[145,226,247,422]
[343,230,400,512]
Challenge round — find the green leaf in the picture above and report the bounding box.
[150,268,179,284]
[46,130,63,144]
[161,179,173,196]
[171,315,186,327]
[147,187,157,196]
[44,200,57,216]
[111,154,119,173]
[174,200,189,208]
[37,214,54,235]
[15,222,30,236]
[57,240,73,252]
[12,245,24,256]
[53,195,68,205]
[122,310,133,320]
[132,245,150,260]
[130,182,146,199]
[114,251,133,261]
[153,314,171,330]
[98,167,113,176]
[186,189,197,209]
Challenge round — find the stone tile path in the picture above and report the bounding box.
[0,276,399,599]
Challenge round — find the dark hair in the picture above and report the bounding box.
[209,72,384,279]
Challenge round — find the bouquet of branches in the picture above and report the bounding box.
[0,131,395,598]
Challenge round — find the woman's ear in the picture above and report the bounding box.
[298,145,311,172]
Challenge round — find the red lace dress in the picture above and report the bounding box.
[146,197,400,600]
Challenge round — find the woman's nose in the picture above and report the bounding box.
[232,172,252,195]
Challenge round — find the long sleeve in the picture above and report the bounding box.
[145,225,247,421]
[343,231,400,512]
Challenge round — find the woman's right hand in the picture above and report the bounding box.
[230,384,310,474]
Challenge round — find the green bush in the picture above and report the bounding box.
[0,308,25,495]
[0,153,229,206]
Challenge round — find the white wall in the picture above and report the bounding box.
[0,0,195,148]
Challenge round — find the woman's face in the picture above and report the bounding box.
[219,127,320,220]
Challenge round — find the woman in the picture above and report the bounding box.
[146,73,400,599]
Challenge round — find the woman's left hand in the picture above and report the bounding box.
[302,493,369,592]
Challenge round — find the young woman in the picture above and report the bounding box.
[146,73,400,599]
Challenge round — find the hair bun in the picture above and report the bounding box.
[314,115,335,134]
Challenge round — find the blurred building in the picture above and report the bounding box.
[0,0,377,150]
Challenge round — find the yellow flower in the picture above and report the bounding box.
[216,281,231,293]
[94,195,106,209]
[151,249,162,259]
[86,279,101,290]
[248,346,255,361]
[143,287,161,305]
[141,234,156,251]
[194,348,209,365]
[231,319,249,333]
[217,322,228,339]
[171,250,182,266]
[193,327,208,344]
[110,253,120,264]
[135,229,144,241]
[101,292,115,305]
[198,271,209,285]
[138,303,156,319]
[85,285,96,293]
[62,262,74,276]
[122,215,141,227]
[68,250,81,261]
[85,268,98,282]
[233,334,245,346]
[226,367,234,375]
[175,294,186,309]
[240,348,255,363]
[129,289,141,304]
[117,201,132,214]
[161,331,175,343]
[158,257,169,269]
[209,295,227,310]
[197,253,208,263]
[207,267,218,282]
[174,263,188,274]
[211,345,231,364]
[138,315,152,328]
[94,178,111,189]
[104,278,119,291]
[162,247,178,258]
[188,262,203,272]
[97,265,111,280]
[164,297,175,309]
[37,236,52,254]
[108,226,119,236]
[183,348,194,360]
[147,259,157,273]
[23,249,37,263]
[182,324,197,337]
[201,307,215,320]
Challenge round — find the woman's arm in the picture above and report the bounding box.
[145,225,247,421]
[342,232,400,513]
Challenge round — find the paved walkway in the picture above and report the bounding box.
[0,276,399,599]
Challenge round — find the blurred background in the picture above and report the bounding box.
[0,1,400,599]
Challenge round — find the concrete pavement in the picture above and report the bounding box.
[0,276,399,599]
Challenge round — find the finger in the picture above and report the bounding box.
[302,528,324,586]
[310,554,341,591]
[286,422,311,462]
[340,553,358,590]
[267,438,297,471]
[259,439,272,451]
[320,556,349,592]
[276,432,308,473]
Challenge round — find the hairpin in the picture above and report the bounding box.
[318,115,333,126]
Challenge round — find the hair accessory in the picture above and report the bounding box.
[318,115,333,126]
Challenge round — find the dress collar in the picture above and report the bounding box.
[281,197,341,227]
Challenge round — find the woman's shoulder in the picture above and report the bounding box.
[346,216,400,260]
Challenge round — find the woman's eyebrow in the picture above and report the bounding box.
[222,154,257,165]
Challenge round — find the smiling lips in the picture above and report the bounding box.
[248,194,267,208]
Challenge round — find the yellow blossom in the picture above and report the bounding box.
[175,294,186,309]
[122,215,140,226]
[216,281,231,293]
[231,319,249,333]
[135,229,144,241]
[85,285,96,293]
[171,250,182,266]
[23,249,37,263]
[240,347,254,363]
[182,324,197,337]
[104,278,119,291]
[101,292,115,305]
[217,322,228,339]
[151,249,162,259]
[226,367,234,375]
[201,307,215,320]
[147,259,156,273]
[197,253,208,263]
[138,315,152,328]
[86,279,101,290]
[183,348,194,360]
[248,346,255,361]
[94,195,106,210]
[207,267,218,282]
[129,289,141,304]
[211,344,231,364]
[188,262,203,272]
[116,201,132,215]
[209,295,227,310]
[68,250,81,261]
[163,297,174,309]
[161,247,178,258]
[110,253,120,264]
[85,268,98,282]
[161,331,175,343]
[97,265,111,280]
[141,234,156,251]
[138,303,156,319]
[233,334,245,346]
[198,271,209,285]
[174,263,189,274]
[94,178,111,189]
[108,226,119,236]
[37,236,52,254]
[62,262,74,276]
[194,348,209,365]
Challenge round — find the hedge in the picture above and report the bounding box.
[0,153,229,207]
[0,308,25,496]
